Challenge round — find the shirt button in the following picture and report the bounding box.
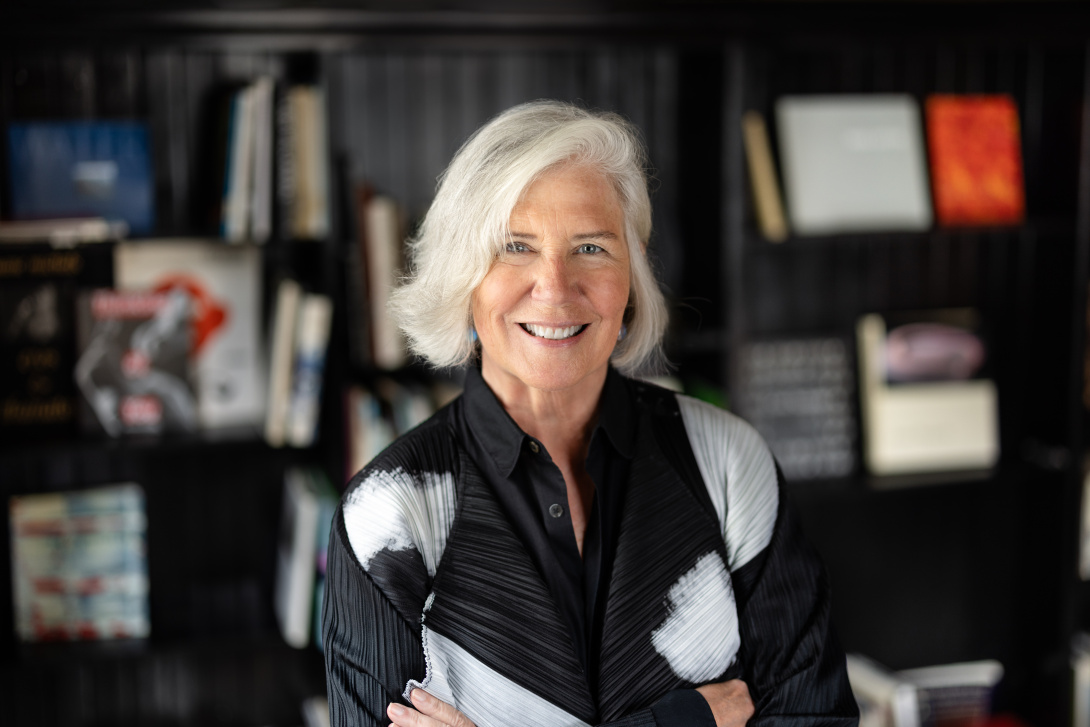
[549,503,564,518]
[528,441,540,454]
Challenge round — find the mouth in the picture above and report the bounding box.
[519,323,588,341]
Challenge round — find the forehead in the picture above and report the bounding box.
[510,164,624,229]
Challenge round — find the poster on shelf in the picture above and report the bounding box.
[10,483,150,642]
[115,239,265,431]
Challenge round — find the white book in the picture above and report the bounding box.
[365,195,407,370]
[287,292,334,448]
[846,653,920,727]
[274,467,321,649]
[115,239,265,430]
[249,76,275,244]
[223,84,256,243]
[265,277,302,448]
[776,94,932,235]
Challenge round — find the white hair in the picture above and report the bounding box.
[388,99,668,375]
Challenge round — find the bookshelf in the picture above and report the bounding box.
[1,3,1089,727]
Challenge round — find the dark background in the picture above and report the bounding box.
[1,2,1089,726]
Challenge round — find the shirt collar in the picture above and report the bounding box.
[462,365,636,477]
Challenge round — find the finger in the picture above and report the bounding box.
[387,702,436,727]
[411,689,476,727]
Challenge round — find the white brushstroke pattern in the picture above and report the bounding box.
[651,551,740,682]
[406,627,592,727]
[677,395,779,571]
[342,467,457,576]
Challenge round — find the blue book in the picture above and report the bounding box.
[7,121,155,236]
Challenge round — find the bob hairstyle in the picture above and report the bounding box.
[388,99,668,376]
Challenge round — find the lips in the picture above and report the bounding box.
[520,323,588,340]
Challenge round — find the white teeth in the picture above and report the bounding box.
[523,323,584,340]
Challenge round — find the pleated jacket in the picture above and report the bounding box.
[322,377,859,727]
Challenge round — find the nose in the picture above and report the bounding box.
[531,253,578,304]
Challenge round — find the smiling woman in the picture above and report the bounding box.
[473,163,631,399]
[322,100,859,727]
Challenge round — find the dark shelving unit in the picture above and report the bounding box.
[1,3,1089,726]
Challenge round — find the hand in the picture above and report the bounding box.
[387,688,477,727]
[696,679,755,727]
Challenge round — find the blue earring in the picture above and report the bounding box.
[617,323,627,342]
[470,328,478,342]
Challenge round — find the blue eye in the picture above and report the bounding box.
[505,241,529,254]
[577,243,603,254]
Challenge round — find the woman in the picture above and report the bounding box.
[322,100,858,727]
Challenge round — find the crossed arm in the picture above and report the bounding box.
[388,681,755,727]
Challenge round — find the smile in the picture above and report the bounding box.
[520,323,588,340]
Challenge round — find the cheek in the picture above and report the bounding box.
[592,270,631,319]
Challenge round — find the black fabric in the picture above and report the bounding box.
[597,397,736,720]
[459,366,632,681]
[424,448,598,720]
[322,371,859,727]
[732,467,859,727]
[323,513,427,727]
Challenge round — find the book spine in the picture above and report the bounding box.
[286,293,333,448]
[264,278,302,448]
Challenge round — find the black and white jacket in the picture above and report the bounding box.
[322,377,858,727]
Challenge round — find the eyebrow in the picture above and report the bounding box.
[509,230,620,241]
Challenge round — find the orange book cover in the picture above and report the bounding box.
[925,94,1025,226]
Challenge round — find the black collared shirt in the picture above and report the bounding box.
[457,365,635,693]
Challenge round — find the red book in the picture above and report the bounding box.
[925,94,1025,226]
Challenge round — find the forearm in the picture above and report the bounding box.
[323,511,427,727]
[732,486,858,726]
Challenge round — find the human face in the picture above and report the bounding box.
[472,164,631,398]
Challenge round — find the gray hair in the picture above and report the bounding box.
[388,99,668,375]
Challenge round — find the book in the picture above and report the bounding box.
[856,310,999,477]
[742,110,789,242]
[311,468,339,652]
[775,95,932,235]
[0,243,114,440]
[7,121,155,236]
[898,660,1003,727]
[846,653,921,727]
[115,240,265,431]
[10,482,150,642]
[285,85,331,240]
[286,292,334,448]
[265,277,303,448]
[75,288,199,436]
[345,183,374,369]
[249,76,276,244]
[0,218,127,246]
[220,76,275,243]
[1073,632,1090,727]
[302,696,331,727]
[734,337,856,480]
[925,94,1025,227]
[274,466,337,649]
[363,195,407,370]
[221,82,257,243]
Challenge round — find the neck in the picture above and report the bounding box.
[480,360,607,466]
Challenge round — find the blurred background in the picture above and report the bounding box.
[1,1,1089,726]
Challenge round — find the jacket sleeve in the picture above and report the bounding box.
[677,395,858,727]
[599,690,716,727]
[729,471,859,727]
[322,506,427,727]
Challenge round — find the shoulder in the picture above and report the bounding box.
[673,393,780,571]
[674,394,775,470]
[340,404,463,579]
